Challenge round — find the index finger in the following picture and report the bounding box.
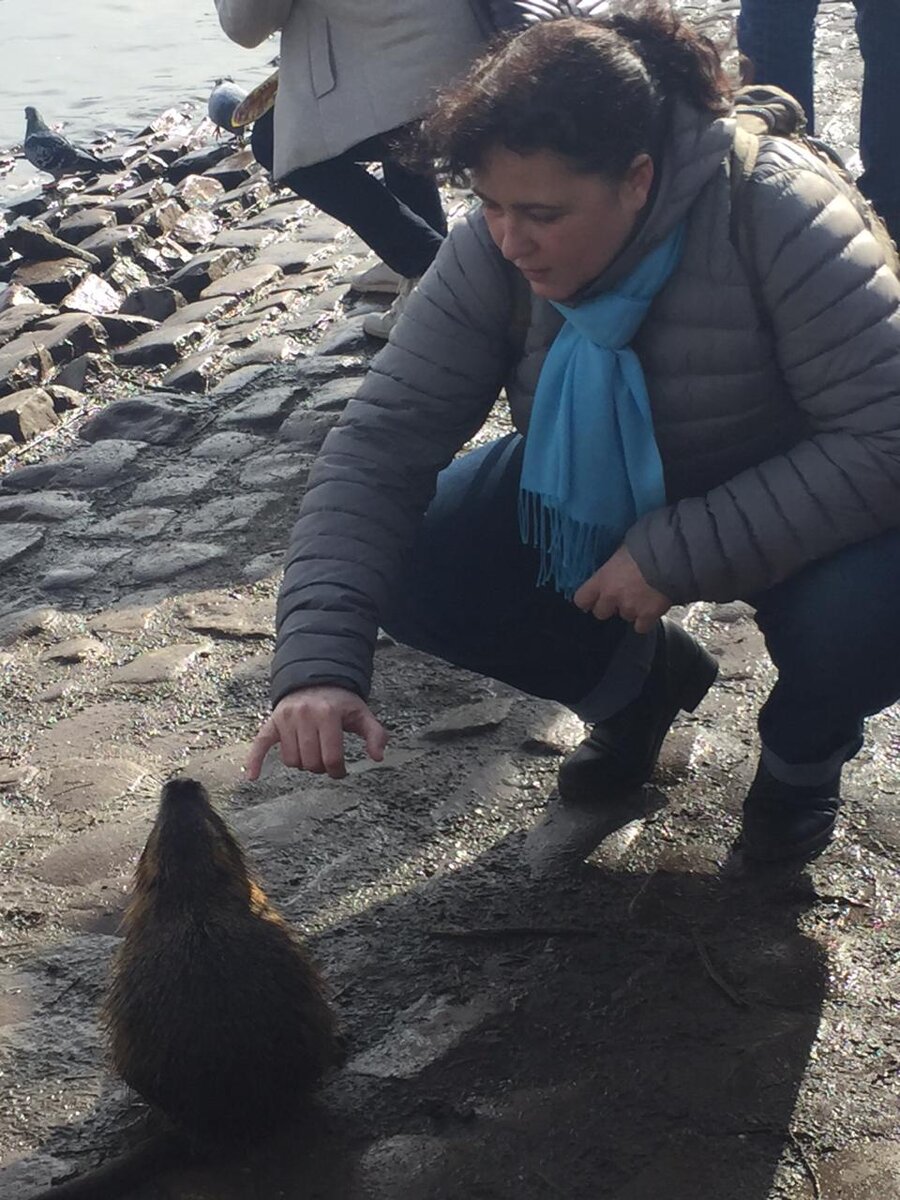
[245,720,280,781]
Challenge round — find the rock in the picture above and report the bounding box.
[45,384,86,413]
[0,434,15,458]
[60,274,123,317]
[0,491,90,522]
[80,395,198,445]
[40,565,99,591]
[277,408,339,450]
[163,294,239,326]
[0,341,43,397]
[356,1137,447,1200]
[10,257,93,304]
[176,594,274,639]
[348,992,500,1079]
[161,350,220,392]
[180,493,276,534]
[208,363,275,396]
[5,220,101,267]
[40,636,109,665]
[217,385,297,430]
[0,283,45,312]
[121,285,182,321]
[309,375,362,412]
[203,148,257,190]
[4,192,49,220]
[243,551,283,582]
[130,463,220,504]
[43,757,147,811]
[0,523,45,568]
[230,336,303,366]
[279,310,328,337]
[174,175,225,207]
[85,507,175,540]
[191,431,265,462]
[87,604,156,635]
[171,210,218,249]
[113,321,206,366]
[211,227,276,251]
[419,698,515,741]
[167,248,242,301]
[130,153,170,181]
[53,353,109,393]
[55,208,117,245]
[77,225,149,269]
[1,439,143,491]
[104,256,150,295]
[254,240,313,274]
[111,641,211,685]
[0,761,38,791]
[0,388,59,442]
[214,179,271,215]
[238,451,313,490]
[30,821,147,887]
[315,315,372,356]
[130,543,227,583]
[97,313,159,345]
[30,313,108,364]
[241,198,307,230]
[103,195,152,224]
[166,143,234,184]
[200,262,283,302]
[219,318,265,347]
[0,606,59,645]
[0,303,56,344]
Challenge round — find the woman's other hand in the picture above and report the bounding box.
[573,545,671,634]
[246,686,389,781]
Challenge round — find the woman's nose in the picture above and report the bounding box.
[498,219,534,263]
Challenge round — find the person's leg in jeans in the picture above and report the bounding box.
[737,0,820,129]
[382,435,647,716]
[853,0,900,240]
[743,528,900,857]
[281,134,444,280]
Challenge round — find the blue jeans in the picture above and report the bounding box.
[737,0,900,229]
[383,436,900,787]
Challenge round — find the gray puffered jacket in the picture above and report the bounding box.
[271,101,900,706]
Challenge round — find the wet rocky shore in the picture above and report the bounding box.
[1,6,898,1199]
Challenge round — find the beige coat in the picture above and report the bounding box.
[271,102,900,705]
[214,0,487,176]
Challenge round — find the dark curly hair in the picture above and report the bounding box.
[424,4,732,182]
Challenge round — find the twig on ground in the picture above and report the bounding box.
[691,928,749,1008]
[788,1130,822,1200]
[627,872,656,918]
[427,925,604,940]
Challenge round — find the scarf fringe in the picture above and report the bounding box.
[519,489,618,599]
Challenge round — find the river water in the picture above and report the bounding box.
[0,0,275,196]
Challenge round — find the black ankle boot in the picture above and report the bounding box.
[557,618,718,805]
[740,762,842,862]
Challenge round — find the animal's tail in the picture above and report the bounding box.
[27,1131,187,1200]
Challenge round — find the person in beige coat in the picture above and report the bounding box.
[246,6,900,865]
[214,0,488,336]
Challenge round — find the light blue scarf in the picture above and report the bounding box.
[518,222,685,597]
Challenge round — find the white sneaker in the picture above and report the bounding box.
[350,260,404,295]
[362,277,418,340]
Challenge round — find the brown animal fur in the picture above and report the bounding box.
[30,777,339,1198]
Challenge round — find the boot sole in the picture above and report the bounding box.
[740,816,839,863]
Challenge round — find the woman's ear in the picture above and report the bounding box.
[622,153,654,214]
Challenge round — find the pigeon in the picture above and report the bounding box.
[23,107,113,181]
[207,78,247,137]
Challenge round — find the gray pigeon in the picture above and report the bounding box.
[23,107,112,181]
[208,78,247,136]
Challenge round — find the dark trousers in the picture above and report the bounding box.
[737,0,900,231]
[382,435,900,787]
[251,111,446,279]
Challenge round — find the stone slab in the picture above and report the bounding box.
[0,523,45,568]
[190,431,266,462]
[180,493,276,535]
[200,262,283,301]
[113,322,206,366]
[129,463,221,504]
[1,439,144,491]
[0,492,91,523]
[111,642,211,685]
[130,542,227,583]
[175,594,274,639]
[84,506,175,541]
[0,388,59,442]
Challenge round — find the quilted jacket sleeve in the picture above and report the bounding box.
[626,147,900,603]
[271,215,513,705]
[214,0,292,48]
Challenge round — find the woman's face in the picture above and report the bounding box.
[472,145,654,302]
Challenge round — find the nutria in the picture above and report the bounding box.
[30,777,340,1199]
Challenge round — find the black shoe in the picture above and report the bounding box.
[557,618,718,805]
[740,762,842,862]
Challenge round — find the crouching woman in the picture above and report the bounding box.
[249,5,900,863]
